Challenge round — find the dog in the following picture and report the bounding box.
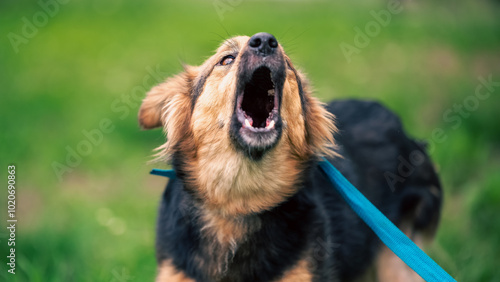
[139,33,442,282]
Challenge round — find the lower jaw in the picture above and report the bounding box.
[235,129,281,160]
[229,109,283,160]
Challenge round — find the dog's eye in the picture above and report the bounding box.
[218,55,235,66]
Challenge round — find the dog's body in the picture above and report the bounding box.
[139,34,442,282]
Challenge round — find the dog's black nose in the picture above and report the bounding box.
[248,33,278,56]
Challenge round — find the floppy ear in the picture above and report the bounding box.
[297,71,338,157]
[138,67,197,160]
[138,68,195,129]
[284,56,337,158]
[304,94,338,157]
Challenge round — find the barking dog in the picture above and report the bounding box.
[139,33,442,282]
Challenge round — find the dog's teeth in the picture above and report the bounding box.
[268,89,275,96]
[245,119,252,128]
[267,120,275,129]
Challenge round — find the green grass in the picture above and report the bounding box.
[1,0,500,281]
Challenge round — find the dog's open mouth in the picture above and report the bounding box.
[230,62,285,159]
[236,67,279,132]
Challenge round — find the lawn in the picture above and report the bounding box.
[1,0,499,281]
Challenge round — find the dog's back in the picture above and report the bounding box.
[327,99,441,237]
[312,99,442,281]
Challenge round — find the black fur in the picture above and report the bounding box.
[156,99,442,281]
[191,69,212,110]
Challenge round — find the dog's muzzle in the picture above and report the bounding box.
[230,33,286,160]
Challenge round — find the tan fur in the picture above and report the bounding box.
[199,209,261,246]
[285,57,338,158]
[375,245,424,282]
[198,210,261,267]
[348,220,430,282]
[275,259,313,282]
[195,211,263,278]
[375,222,427,282]
[372,202,440,282]
[156,260,195,282]
[139,69,196,131]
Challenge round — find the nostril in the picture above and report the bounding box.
[268,38,278,48]
[248,33,278,56]
[249,38,262,48]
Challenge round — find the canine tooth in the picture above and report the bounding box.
[245,119,252,127]
[267,120,275,129]
[268,89,275,96]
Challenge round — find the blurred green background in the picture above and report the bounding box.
[1,0,499,281]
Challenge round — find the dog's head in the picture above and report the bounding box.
[139,33,336,215]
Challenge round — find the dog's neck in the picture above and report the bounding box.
[173,175,315,281]
[170,143,312,276]
[188,140,310,216]
[167,129,315,278]
[196,208,262,278]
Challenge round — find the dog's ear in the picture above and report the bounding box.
[284,56,337,157]
[304,95,338,157]
[138,67,197,130]
[297,71,338,157]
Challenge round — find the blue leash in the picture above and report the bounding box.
[317,157,455,282]
[150,169,177,179]
[151,158,455,282]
